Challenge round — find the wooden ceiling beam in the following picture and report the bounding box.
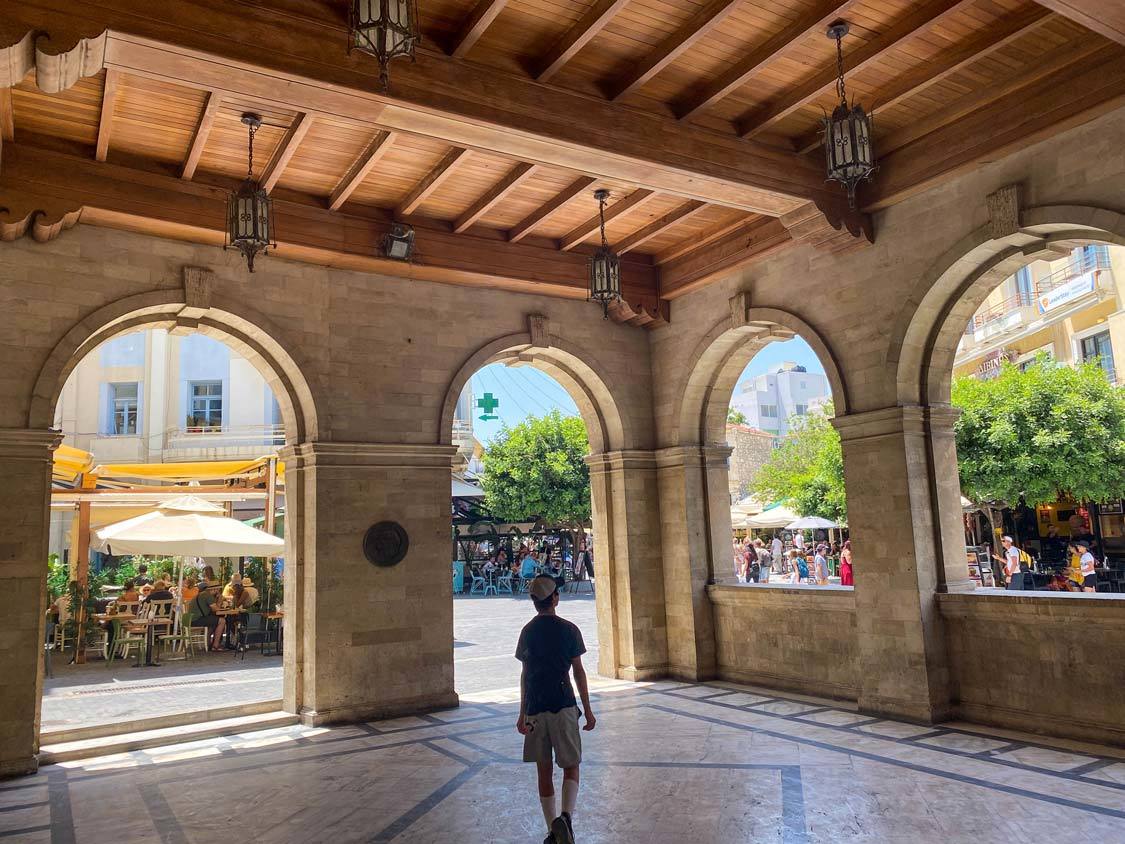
[676,0,860,121]
[558,189,657,252]
[864,45,1125,211]
[536,0,632,83]
[1,2,841,212]
[654,213,759,264]
[507,176,596,243]
[261,112,314,194]
[659,218,792,299]
[397,147,473,216]
[94,68,119,162]
[0,141,660,307]
[794,6,1053,154]
[1032,1,1125,46]
[181,90,221,181]
[615,200,707,254]
[454,161,538,234]
[449,0,510,58]
[738,0,975,139]
[609,0,742,101]
[329,130,396,211]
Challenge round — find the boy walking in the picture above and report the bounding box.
[516,575,596,844]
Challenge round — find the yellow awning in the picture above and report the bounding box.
[52,444,95,482]
[89,457,272,483]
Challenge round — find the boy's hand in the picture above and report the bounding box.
[582,711,596,731]
[516,716,530,735]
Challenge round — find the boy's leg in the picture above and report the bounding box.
[537,760,557,830]
[561,765,579,814]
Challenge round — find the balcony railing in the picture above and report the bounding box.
[163,423,285,451]
[964,248,1113,338]
[452,419,475,449]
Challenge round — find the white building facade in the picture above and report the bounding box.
[730,361,830,437]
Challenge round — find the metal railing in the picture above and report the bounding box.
[163,423,285,450]
[964,248,1112,338]
[452,419,475,447]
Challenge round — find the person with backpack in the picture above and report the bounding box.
[993,535,1030,585]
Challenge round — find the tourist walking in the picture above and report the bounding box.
[813,545,830,585]
[839,540,854,586]
[992,535,1025,584]
[516,575,596,844]
[1077,540,1098,592]
[770,534,783,563]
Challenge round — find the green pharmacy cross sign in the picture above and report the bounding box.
[476,392,500,421]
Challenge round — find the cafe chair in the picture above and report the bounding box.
[496,572,513,594]
[469,572,487,594]
[236,613,270,658]
[159,607,197,660]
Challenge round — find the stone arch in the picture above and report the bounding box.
[438,330,627,455]
[675,305,850,447]
[889,204,1125,406]
[30,289,325,444]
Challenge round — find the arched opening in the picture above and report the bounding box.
[35,294,321,739]
[440,330,629,682]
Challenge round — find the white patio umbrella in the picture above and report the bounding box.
[785,516,842,530]
[92,495,285,557]
[744,505,800,529]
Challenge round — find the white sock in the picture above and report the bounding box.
[540,794,557,829]
[561,779,579,816]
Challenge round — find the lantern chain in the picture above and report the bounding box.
[246,119,259,181]
[834,30,847,105]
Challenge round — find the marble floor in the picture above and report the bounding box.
[7,679,1125,843]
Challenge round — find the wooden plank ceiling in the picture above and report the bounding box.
[1,0,1123,327]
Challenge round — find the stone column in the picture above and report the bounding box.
[586,451,668,681]
[654,445,732,681]
[0,429,60,778]
[832,407,966,723]
[279,442,460,725]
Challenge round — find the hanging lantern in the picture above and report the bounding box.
[226,113,275,273]
[350,0,421,91]
[823,21,876,209]
[587,189,621,320]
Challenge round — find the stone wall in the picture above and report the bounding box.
[708,584,857,700]
[938,592,1125,746]
[725,424,775,501]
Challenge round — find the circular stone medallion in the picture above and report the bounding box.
[363,521,409,567]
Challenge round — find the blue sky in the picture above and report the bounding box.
[466,337,824,444]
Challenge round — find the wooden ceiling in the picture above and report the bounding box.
[1,0,1123,327]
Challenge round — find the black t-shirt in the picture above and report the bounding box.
[515,614,586,716]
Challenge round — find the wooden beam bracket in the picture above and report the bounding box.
[778,199,874,254]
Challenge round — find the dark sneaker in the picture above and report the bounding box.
[543,836,553,844]
[562,812,575,841]
[551,814,574,844]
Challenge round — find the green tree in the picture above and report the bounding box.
[750,403,846,522]
[951,356,1125,506]
[482,410,591,525]
[727,407,747,425]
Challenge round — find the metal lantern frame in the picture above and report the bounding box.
[587,189,621,319]
[822,21,876,209]
[383,222,416,261]
[225,113,276,273]
[349,0,421,91]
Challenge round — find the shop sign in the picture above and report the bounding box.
[977,349,1017,379]
[1037,271,1095,314]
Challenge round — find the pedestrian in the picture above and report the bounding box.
[516,575,596,844]
[793,531,805,553]
[839,540,854,587]
[1076,540,1099,592]
[813,544,830,585]
[992,535,1022,583]
[770,534,783,564]
[134,564,153,587]
[753,538,771,584]
[576,537,594,580]
[786,549,803,584]
[733,541,746,582]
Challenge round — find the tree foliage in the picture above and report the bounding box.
[951,356,1125,506]
[481,410,591,525]
[750,403,846,522]
[727,407,747,425]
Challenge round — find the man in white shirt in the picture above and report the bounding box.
[770,535,783,562]
[1077,540,1098,592]
[993,535,1021,583]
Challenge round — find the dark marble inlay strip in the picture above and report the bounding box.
[0,824,50,838]
[370,764,485,842]
[422,740,476,768]
[46,768,75,844]
[0,800,48,813]
[649,704,1125,821]
[1068,758,1118,776]
[138,783,190,844]
[781,766,809,844]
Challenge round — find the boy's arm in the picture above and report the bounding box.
[571,656,596,731]
[516,664,530,734]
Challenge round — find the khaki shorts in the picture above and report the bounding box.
[523,706,582,768]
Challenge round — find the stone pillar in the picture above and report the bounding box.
[833,407,966,723]
[655,445,732,681]
[586,451,668,681]
[0,429,60,778]
[279,442,460,725]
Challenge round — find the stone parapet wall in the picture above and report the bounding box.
[708,584,858,701]
[938,592,1125,746]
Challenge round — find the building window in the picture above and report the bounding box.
[109,382,139,435]
[794,404,808,415]
[1080,331,1116,383]
[188,381,223,429]
[1015,267,1033,305]
[761,405,778,418]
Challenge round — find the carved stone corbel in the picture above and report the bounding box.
[780,198,874,254]
[986,184,1023,240]
[528,313,551,347]
[728,291,749,328]
[181,266,216,318]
